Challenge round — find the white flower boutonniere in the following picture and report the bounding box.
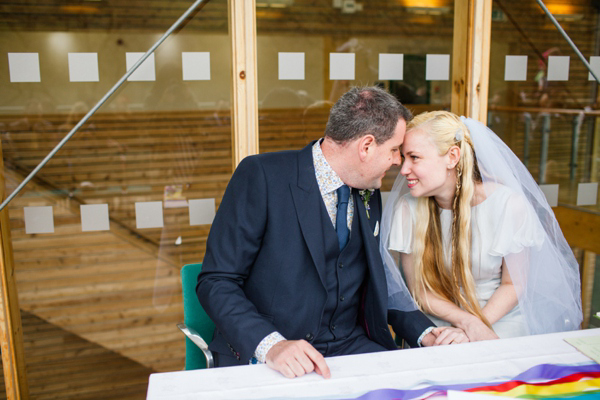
[359,189,375,219]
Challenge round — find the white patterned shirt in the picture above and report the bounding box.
[312,138,354,230]
[252,139,353,363]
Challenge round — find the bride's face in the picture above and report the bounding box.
[400,129,455,200]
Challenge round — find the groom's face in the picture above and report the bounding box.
[359,118,406,189]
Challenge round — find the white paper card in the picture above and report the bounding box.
[577,182,598,206]
[278,52,305,80]
[68,53,99,82]
[24,206,54,234]
[547,56,570,81]
[8,53,41,82]
[505,55,528,81]
[426,54,450,81]
[189,198,216,226]
[126,52,156,81]
[80,204,110,232]
[182,52,210,81]
[589,56,600,81]
[539,184,559,207]
[330,53,355,80]
[135,201,164,229]
[379,54,404,80]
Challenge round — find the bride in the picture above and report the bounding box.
[380,111,582,341]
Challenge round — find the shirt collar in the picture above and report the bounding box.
[312,139,345,196]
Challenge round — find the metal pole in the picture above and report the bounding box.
[539,113,551,184]
[0,0,209,212]
[535,0,600,84]
[570,113,584,181]
[524,112,531,168]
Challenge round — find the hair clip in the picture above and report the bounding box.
[455,130,463,142]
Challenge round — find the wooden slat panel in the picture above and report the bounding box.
[0,311,151,400]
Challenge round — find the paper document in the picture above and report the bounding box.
[565,335,600,364]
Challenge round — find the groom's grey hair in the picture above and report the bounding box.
[324,86,412,144]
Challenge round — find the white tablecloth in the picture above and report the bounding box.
[147,328,600,400]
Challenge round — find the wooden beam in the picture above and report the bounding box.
[323,36,334,103]
[0,139,29,399]
[581,251,596,330]
[451,0,492,123]
[490,105,600,116]
[592,117,600,182]
[554,206,600,254]
[228,0,259,168]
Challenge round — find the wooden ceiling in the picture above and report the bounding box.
[0,0,597,43]
[0,0,456,36]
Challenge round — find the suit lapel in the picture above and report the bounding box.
[290,142,328,286]
[355,190,385,286]
[355,189,389,341]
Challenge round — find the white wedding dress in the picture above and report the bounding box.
[388,184,545,338]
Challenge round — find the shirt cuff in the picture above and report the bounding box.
[253,331,286,363]
[417,326,435,347]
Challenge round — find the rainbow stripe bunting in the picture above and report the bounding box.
[352,363,600,399]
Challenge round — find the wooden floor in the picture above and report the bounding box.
[0,311,153,400]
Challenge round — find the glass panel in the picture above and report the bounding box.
[488,0,599,329]
[489,0,599,210]
[256,0,455,191]
[0,0,230,397]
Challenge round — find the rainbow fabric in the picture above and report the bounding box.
[352,363,600,399]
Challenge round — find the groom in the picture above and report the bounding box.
[197,86,461,379]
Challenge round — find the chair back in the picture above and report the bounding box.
[181,263,215,370]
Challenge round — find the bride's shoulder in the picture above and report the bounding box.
[476,183,530,221]
[474,182,518,207]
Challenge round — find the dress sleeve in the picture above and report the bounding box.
[388,194,416,254]
[489,190,545,257]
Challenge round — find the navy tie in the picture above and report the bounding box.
[336,185,350,251]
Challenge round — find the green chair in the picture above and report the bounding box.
[178,263,215,370]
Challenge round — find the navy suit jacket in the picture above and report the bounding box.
[197,142,433,365]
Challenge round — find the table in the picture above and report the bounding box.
[147,328,600,399]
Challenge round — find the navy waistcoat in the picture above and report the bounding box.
[313,196,368,355]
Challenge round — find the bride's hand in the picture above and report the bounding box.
[459,315,499,341]
[432,326,469,345]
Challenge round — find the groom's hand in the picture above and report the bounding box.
[266,340,331,379]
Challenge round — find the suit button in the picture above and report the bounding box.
[340,295,345,301]
[338,263,343,269]
[305,333,314,341]
[331,324,336,330]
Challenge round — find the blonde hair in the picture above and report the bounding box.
[407,111,490,328]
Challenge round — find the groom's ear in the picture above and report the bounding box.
[358,134,376,161]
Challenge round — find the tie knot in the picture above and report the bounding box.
[337,185,350,205]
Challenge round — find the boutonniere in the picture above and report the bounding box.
[359,189,374,219]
